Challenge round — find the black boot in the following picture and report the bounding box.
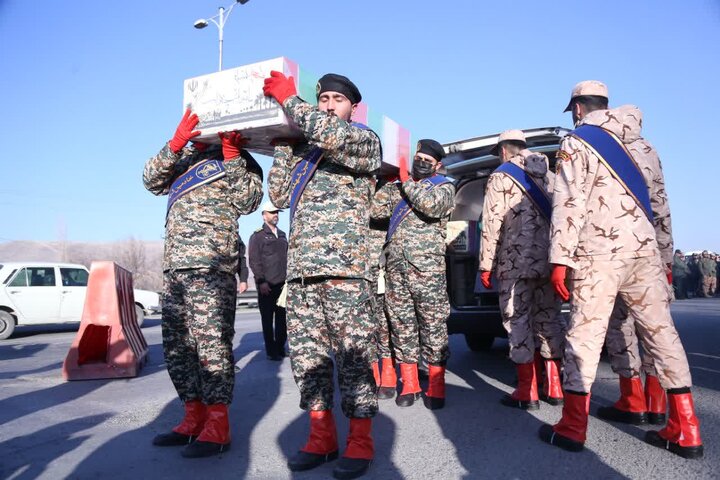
[333,457,372,479]
[288,450,339,471]
[377,386,396,400]
[152,431,195,446]
[395,392,420,407]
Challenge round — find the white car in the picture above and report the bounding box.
[0,262,161,340]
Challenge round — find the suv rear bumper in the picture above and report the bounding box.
[447,307,506,338]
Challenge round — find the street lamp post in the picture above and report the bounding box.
[194,0,251,71]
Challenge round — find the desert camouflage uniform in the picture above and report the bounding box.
[550,105,691,392]
[267,95,381,418]
[479,149,565,364]
[605,298,658,379]
[144,144,263,404]
[371,177,455,365]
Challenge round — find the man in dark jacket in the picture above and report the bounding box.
[249,201,288,360]
[672,250,689,299]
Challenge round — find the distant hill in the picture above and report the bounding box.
[0,239,256,292]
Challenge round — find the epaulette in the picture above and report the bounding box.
[254,227,263,233]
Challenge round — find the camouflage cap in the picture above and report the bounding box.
[563,80,609,112]
[490,129,526,156]
[261,200,282,213]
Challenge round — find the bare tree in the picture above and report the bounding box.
[115,237,148,288]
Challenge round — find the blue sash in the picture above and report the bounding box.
[386,175,452,242]
[571,125,654,222]
[167,158,226,213]
[288,122,372,224]
[495,162,552,221]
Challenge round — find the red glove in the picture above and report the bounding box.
[263,71,297,105]
[169,109,201,153]
[550,265,570,301]
[666,264,673,285]
[480,271,492,289]
[192,141,210,152]
[667,271,673,285]
[218,131,247,161]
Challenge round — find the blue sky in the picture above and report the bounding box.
[1,0,719,252]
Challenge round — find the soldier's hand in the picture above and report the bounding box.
[219,131,247,161]
[550,265,570,301]
[263,71,297,106]
[480,271,493,289]
[259,282,272,296]
[169,109,201,153]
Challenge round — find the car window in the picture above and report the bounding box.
[61,268,89,287]
[27,267,56,287]
[8,268,28,287]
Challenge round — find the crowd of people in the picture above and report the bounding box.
[142,73,705,479]
[672,249,718,299]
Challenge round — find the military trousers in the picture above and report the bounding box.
[564,256,692,392]
[498,277,565,364]
[701,275,716,297]
[286,278,378,418]
[369,267,393,360]
[384,263,449,365]
[162,269,237,405]
[604,297,657,379]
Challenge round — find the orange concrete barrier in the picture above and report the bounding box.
[63,261,149,380]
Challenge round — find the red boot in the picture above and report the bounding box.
[182,404,231,457]
[371,361,380,387]
[396,363,421,407]
[645,390,703,459]
[288,409,339,471]
[424,365,446,410]
[333,418,373,479]
[501,362,539,410]
[378,357,397,400]
[644,375,667,425]
[539,391,590,452]
[153,400,206,446]
[597,376,648,425]
[540,358,564,406]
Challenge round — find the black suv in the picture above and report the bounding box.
[442,127,571,351]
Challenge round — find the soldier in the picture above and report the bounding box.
[479,129,565,410]
[368,177,397,400]
[264,71,381,479]
[672,250,689,300]
[689,253,701,297]
[698,250,717,297]
[601,298,667,426]
[539,81,704,459]
[144,110,263,457]
[371,140,455,410]
[248,201,288,361]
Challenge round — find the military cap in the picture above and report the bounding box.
[316,73,362,104]
[416,139,446,163]
[261,200,282,213]
[564,80,609,112]
[490,129,526,156]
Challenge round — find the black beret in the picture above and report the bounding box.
[316,73,362,104]
[416,139,446,162]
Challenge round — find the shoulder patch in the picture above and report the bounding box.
[255,227,263,233]
[557,150,572,163]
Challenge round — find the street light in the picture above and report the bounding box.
[193,0,251,71]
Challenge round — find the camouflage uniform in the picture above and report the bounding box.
[698,256,717,297]
[144,144,263,404]
[371,178,455,365]
[479,149,565,364]
[267,95,382,418]
[605,297,658,379]
[369,211,392,360]
[550,105,692,392]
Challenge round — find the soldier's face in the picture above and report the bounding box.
[318,91,356,122]
[263,210,279,226]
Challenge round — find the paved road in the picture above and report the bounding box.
[1,300,718,479]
